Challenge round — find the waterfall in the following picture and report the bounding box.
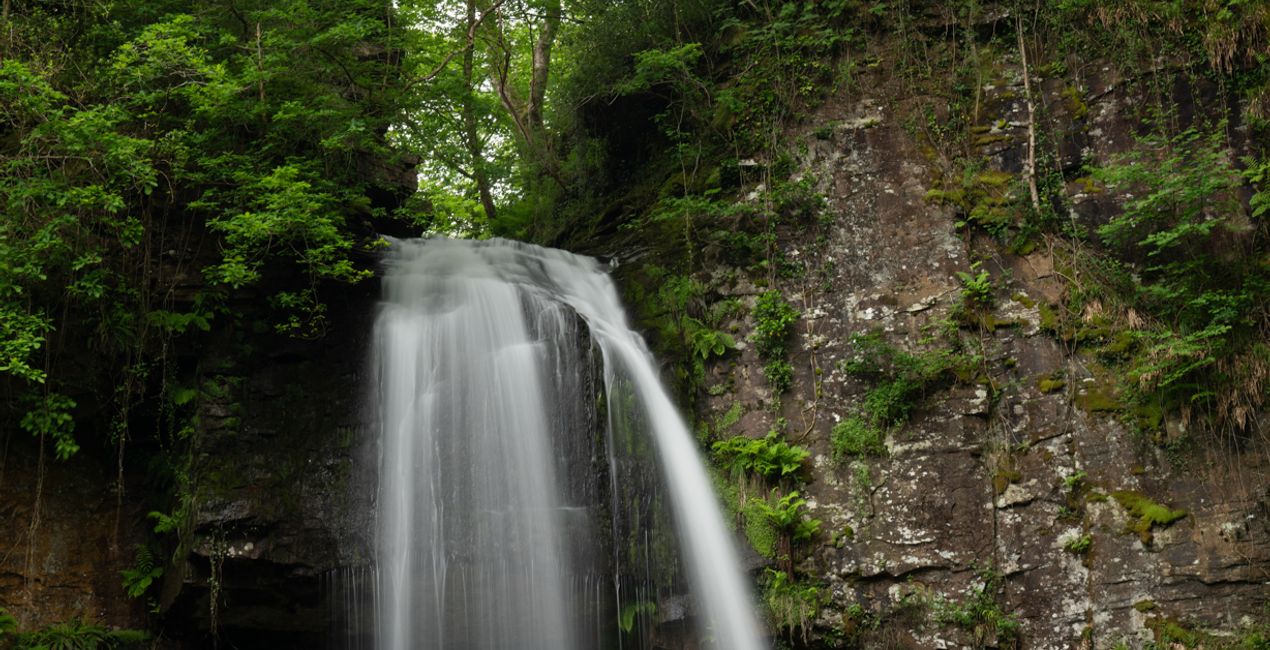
[371,237,765,650]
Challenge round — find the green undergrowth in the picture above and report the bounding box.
[711,422,821,631]
[830,416,886,461]
[930,569,1020,649]
[761,567,824,645]
[832,330,975,461]
[753,290,801,394]
[0,613,151,650]
[713,431,809,483]
[1137,605,1270,650]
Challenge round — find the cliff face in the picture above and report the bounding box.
[155,284,381,648]
[685,48,1268,648]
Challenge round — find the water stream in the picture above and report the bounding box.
[370,238,764,650]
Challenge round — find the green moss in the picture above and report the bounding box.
[1131,403,1165,432]
[1112,490,1187,544]
[1099,330,1138,358]
[1037,375,1066,394]
[1072,175,1102,193]
[974,170,1014,188]
[973,133,1012,147]
[1074,380,1122,412]
[974,313,1024,332]
[830,525,855,548]
[1085,491,1109,503]
[1134,600,1157,612]
[1011,292,1037,308]
[925,187,968,209]
[1062,85,1089,120]
[1074,322,1115,344]
[1038,303,1062,333]
[744,496,779,557]
[993,468,1022,495]
[1010,238,1037,255]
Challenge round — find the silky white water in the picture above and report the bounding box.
[372,237,764,650]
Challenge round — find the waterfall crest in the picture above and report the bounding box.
[372,238,764,650]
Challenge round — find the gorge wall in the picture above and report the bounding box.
[681,55,1268,648]
[1,6,1267,650]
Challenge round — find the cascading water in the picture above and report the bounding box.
[371,237,764,650]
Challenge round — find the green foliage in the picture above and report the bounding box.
[1,0,411,463]
[713,1,857,149]
[697,401,744,442]
[1063,470,1088,491]
[617,601,656,634]
[206,165,371,290]
[762,359,794,393]
[932,571,1020,648]
[1083,128,1269,431]
[712,432,809,483]
[120,546,163,599]
[631,268,739,396]
[13,619,111,650]
[843,331,960,427]
[148,508,182,536]
[761,568,823,643]
[830,416,887,461]
[754,490,822,544]
[1063,533,1093,555]
[1246,158,1270,220]
[686,318,737,361]
[752,290,799,359]
[19,394,78,460]
[616,43,705,96]
[956,268,994,310]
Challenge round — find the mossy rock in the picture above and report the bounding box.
[743,496,779,557]
[1037,375,1066,394]
[1061,85,1090,120]
[973,133,1013,147]
[1112,490,1187,545]
[1074,379,1122,412]
[1146,616,1204,647]
[925,187,969,210]
[1011,292,1036,308]
[1098,330,1138,358]
[994,468,1023,495]
[1038,302,1063,334]
[1130,403,1165,433]
[974,170,1014,188]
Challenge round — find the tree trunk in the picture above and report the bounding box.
[527,0,561,138]
[463,0,497,221]
[1016,13,1041,212]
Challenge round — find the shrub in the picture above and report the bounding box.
[830,416,886,460]
[752,291,800,359]
[712,432,809,483]
[763,359,795,393]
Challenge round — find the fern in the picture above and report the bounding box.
[120,546,163,599]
